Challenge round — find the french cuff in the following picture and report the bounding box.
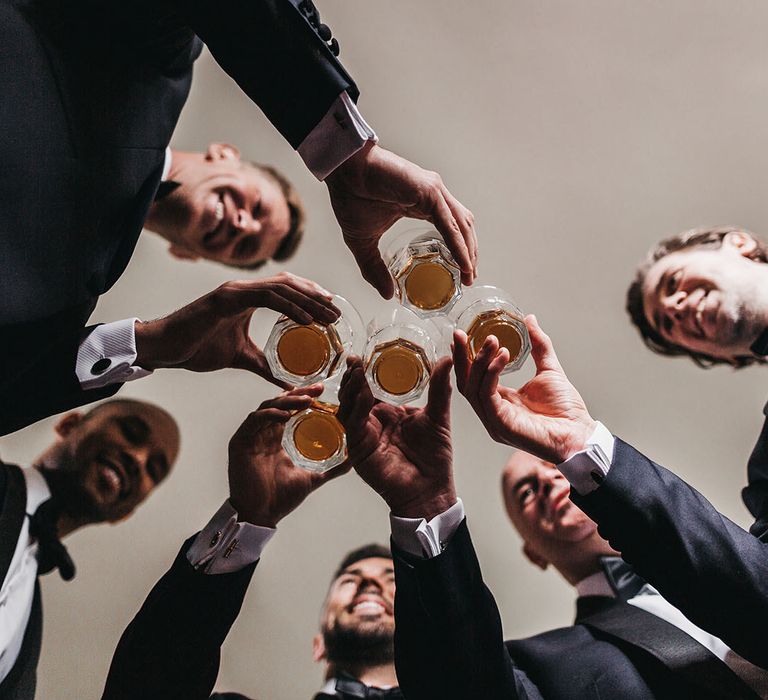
[76,319,153,390]
[390,498,465,559]
[557,422,615,495]
[297,91,377,180]
[187,500,276,575]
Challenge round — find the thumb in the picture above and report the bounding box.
[237,343,292,390]
[426,356,453,425]
[345,238,395,299]
[526,315,564,374]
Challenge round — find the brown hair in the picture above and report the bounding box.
[626,225,768,368]
[234,162,306,271]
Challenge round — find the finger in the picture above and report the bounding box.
[526,315,564,374]
[345,239,395,299]
[261,284,340,325]
[237,345,293,389]
[280,383,324,399]
[270,272,334,303]
[478,346,510,404]
[428,191,473,282]
[451,330,472,395]
[444,191,478,282]
[465,334,499,403]
[258,394,316,413]
[426,356,454,425]
[338,364,374,432]
[237,407,292,436]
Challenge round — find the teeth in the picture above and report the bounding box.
[215,198,224,223]
[353,601,385,614]
[102,465,122,493]
[696,295,706,333]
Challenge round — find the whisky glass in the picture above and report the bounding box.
[363,307,437,405]
[452,285,531,374]
[282,396,347,473]
[384,229,462,318]
[265,294,363,387]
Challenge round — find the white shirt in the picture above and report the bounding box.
[75,92,376,391]
[0,468,51,683]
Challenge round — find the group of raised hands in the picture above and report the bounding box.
[224,312,599,529]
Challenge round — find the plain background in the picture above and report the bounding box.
[3,1,768,697]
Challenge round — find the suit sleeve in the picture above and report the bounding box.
[101,536,257,700]
[182,0,358,148]
[742,405,768,538]
[571,438,768,669]
[393,520,543,700]
[0,321,120,437]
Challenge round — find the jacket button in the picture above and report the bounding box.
[318,23,332,41]
[91,358,112,375]
[329,38,340,56]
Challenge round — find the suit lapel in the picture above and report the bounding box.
[578,599,760,700]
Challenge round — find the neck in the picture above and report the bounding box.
[30,460,90,539]
[326,662,398,689]
[550,539,617,587]
[143,148,194,239]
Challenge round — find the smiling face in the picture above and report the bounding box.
[46,401,180,524]
[640,232,768,363]
[315,556,396,668]
[146,143,295,268]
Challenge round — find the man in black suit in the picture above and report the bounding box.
[1,0,477,436]
[102,385,403,699]
[336,356,768,699]
[0,397,180,699]
[451,313,768,670]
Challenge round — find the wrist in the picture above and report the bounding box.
[229,496,279,529]
[389,485,458,521]
[326,140,375,186]
[133,320,162,370]
[554,417,599,464]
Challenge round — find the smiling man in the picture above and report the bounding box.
[626,226,768,367]
[144,143,304,270]
[0,398,180,698]
[102,388,401,700]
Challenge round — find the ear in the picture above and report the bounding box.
[722,230,759,259]
[54,412,82,439]
[205,142,241,163]
[312,633,327,663]
[522,543,549,571]
[168,243,200,261]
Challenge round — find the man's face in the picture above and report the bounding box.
[319,557,395,664]
[157,144,291,267]
[503,453,596,553]
[55,404,179,523]
[641,234,767,361]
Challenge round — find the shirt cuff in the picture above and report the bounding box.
[390,498,465,559]
[76,319,153,390]
[297,91,378,180]
[187,500,277,574]
[557,421,615,495]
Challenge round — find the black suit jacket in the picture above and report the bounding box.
[742,399,768,538]
[102,537,258,700]
[0,461,43,700]
[393,520,756,700]
[0,0,355,435]
[571,437,768,670]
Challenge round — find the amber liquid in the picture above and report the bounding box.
[276,323,341,376]
[399,256,456,311]
[293,405,345,461]
[370,339,431,396]
[467,310,523,363]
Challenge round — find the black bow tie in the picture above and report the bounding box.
[313,674,403,700]
[28,499,76,581]
[600,556,646,602]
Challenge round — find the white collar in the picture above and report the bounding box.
[161,147,173,182]
[22,467,51,516]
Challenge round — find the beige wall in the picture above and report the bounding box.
[3,1,768,696]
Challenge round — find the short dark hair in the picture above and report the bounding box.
[626,225,768,368]
[233,162,306,271]
[333,543,392,580]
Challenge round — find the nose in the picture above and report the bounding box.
[234,209,261,235]
[359,577,384,595]
[661,290,688,323]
